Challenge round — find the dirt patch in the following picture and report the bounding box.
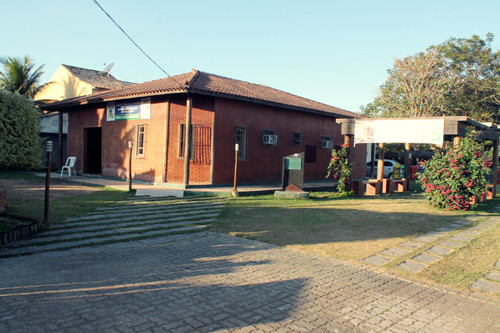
[0,179,102,202]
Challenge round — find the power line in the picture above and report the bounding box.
[92,0,176,81]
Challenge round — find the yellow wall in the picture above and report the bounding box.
[35,65,93,102]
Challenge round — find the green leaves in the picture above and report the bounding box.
[417,136,490,211]
[0,90,41,169]
[0,56,45,99]
[364,34,500,122]
[326,144,352,194]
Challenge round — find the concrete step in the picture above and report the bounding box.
[27,214,219,240]
[53,206,224,229]
[0,225,209,257]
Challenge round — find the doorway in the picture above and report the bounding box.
[85,127,102,174]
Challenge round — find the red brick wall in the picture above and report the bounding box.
[67,106,105,175]
[67,94,364,185]
[165,95,214,184]
[68,97,170,183]
[212,98,364,185]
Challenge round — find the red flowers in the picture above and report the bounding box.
[417,136,489,211]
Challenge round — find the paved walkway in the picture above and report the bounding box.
[1,232,499,332]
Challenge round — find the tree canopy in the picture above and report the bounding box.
[363,34,500,122]
[0,56,45,99]
[0,90,41,169]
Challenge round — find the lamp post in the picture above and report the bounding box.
[128,140,133,192]
[232,143,239,196]
[44,141,53,224]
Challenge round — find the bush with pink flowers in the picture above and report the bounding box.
[326,144,352,194]
[417,136,490,210]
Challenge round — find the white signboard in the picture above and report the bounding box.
[354,118,445,146]
[107,98,151,122]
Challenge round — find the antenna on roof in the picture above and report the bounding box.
[100,62,114,76]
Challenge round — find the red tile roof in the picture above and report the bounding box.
[43,70,360,118]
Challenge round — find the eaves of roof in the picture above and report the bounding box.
[43,70,361,119]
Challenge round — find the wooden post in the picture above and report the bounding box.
[233,144,239,194]
[163,102,170,183]
[183,96,193,186]
[58,111,64,170]
[377,143,385,181]
[128,140,133,191]
[344,135,353,190]
[44,141,53,223]
[453,136,461,149]
[369,143,376,178]
[404,143,411,189]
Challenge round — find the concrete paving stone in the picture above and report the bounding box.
[471,279,500,293]
[414,235,440,243]
[481,219,498,225]
[395,261,427,273]
[485,270,500,282]
[411,254,442,264]
[425,246,453,256]
[469,225,489,231]
[380,247,410,257]
[494,261,500,270]
[362,255,392,266]
[435,227,455,232]
[459,230,480,236]
[451,219,469,226]
[398,241,424,249]
[444,223,463,229]
[449,234,473,242]
[438,240,465,249]
[1,221,500,333]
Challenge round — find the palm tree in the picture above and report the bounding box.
[0,56,45,99]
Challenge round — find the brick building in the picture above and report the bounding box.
[44,70,365,187]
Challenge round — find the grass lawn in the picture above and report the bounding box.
[4,189,134,226]
[1,170,134,227]
[213,188,500,298]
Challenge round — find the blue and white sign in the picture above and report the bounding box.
[107,98,151,121]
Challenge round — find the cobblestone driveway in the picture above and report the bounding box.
[0,233,498,332]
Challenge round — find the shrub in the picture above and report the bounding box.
[0,90,41,169]
[417,136,490,210]
[326,144,353,194]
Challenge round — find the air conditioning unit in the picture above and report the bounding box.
[263,134,278,145]
[321,140,333,149]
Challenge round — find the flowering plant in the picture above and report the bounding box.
[326,144,352,194]
[417,136,490,211]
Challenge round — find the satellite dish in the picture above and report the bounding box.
[100,62,114,76]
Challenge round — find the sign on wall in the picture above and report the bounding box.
[354,118,445,146]
[107,98,151,121]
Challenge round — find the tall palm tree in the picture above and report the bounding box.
[0,56,45,99]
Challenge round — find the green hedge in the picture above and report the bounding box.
[0,90,41,169]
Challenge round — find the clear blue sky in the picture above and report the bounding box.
[2,0,499,113]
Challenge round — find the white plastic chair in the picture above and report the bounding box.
[61,157,77,176]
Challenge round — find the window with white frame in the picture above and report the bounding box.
[136,125,146,157]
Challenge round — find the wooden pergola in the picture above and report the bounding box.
[336,116,500,196]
